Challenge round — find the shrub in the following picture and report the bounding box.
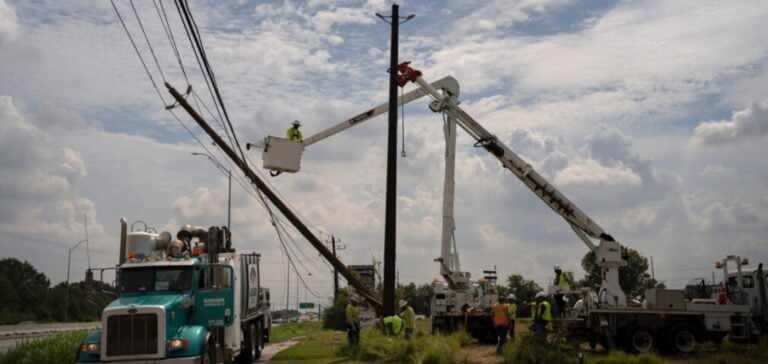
[341,329,459,364]
[503,334,579,364]
[0,330,87,364]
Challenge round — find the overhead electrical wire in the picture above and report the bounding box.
[113,0,327,300]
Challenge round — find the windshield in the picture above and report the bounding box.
[120,267,193,292]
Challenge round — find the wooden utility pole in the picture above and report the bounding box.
[166,83,382,309]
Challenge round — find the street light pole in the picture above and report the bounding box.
[65,239,86,322]
[191,152,232,230]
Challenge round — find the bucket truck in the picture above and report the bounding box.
[246,77,501,342]
[392,62,768,353]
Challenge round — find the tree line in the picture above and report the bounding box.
[0,258,115,324]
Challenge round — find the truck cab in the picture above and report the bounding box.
[76,220,270,364]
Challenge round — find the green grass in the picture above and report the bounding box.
[271,327,351,363]
[0,330,87,364]
[270,320,324,343]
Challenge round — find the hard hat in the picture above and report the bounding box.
[535,292,547,299]
[399,299,408,308]
[554,264,561,271]
[292,120,301,126]
[507,294,516,301]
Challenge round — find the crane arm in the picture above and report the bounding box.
[396,62,627,306]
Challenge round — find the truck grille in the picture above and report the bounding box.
[106,313,159,356]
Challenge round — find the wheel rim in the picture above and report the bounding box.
[674,330,695,353]
[630,331,653,353]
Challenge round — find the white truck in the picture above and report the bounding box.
[247,61,768,351]
[77,219,271,364]
[389,63,768,353]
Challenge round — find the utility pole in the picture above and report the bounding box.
[167,83,382,308]
[286,255,290,312]
[650,256,655,281]
[329,235,346,302]
[375,2,415,318]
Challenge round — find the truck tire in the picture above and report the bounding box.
[240,322,261,363]
[665,323,698,353]
[255,321,263,356]
[623,324,653,354]
[203,334,223,364]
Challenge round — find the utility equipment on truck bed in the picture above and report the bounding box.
[76,219,271,364]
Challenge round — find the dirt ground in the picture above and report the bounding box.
[457,344,505,364]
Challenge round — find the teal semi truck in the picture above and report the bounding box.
[76,219,271,364]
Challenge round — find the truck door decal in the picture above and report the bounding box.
[195,265,235,328]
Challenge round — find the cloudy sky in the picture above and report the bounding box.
[1,0,767,307]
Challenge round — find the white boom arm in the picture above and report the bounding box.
[396,63,627,307]
[248,76,471,290]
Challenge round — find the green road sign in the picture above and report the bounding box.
[299,302,315,309]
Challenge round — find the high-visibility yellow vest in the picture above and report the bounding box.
[492,303,509,325]
[286,127,303,141]
[507,303,517,320]
[537,301,552,322]
[383,315,403,334]
[403,306,415,330]
[346,304,359,325]
[557,272,569,287]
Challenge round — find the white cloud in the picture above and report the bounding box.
[554,158,641,187]
[699,164,733,178]
[692,101,768,146]
[1,0,768,297]
[0,0,18,46]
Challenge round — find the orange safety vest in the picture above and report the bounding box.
[492,303,509,325]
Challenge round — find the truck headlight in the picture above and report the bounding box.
[167,338,189,351]
[81,342,100,353]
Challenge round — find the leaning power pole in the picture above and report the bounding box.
[376,2,415,318]
[165,84,383,309]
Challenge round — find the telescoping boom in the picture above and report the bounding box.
[394,62,627,307]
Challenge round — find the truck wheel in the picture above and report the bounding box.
[240,322,261,363]
[204,335,223,364]
[666,324,697,353]
[624,324,653,354]
[255,321,263,355]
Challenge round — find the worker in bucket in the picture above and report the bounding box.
[553,264,572,317]
[400,299,416,340]
[532,292,552,339]
[506,294,517,341]
[492,295,511,354]
[346,296,360,346]
[286,120,303,141]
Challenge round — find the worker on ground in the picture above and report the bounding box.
[400,299,416,340]
[492,295,511,354]
[533,292,552,339]
[506,294,517,341]
[382,314,404,337]
[286,120,303,141]
[346,296,360,346]
[553,264,572,317]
